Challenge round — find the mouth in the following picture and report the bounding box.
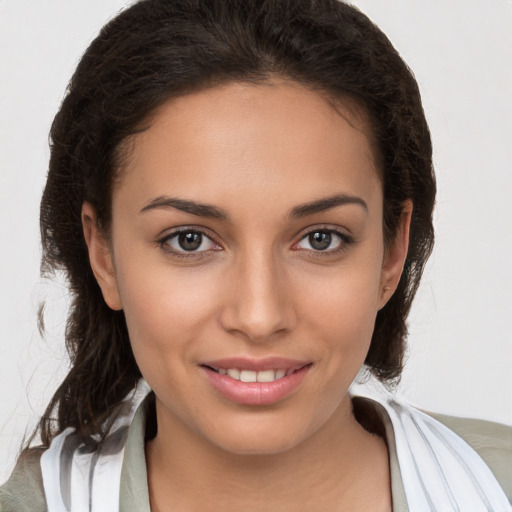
[200,358,312,405]
[203,366,304,383]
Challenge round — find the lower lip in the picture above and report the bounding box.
[201,365,311,406]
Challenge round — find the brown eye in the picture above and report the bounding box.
[296,229,349,252]
[308,231,332,251]
[162,230,219,253]
[178,232,203,251]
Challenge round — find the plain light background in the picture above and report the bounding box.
[1,0,511,483]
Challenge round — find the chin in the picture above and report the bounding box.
[198,409,322,457]
[212,430,306,457]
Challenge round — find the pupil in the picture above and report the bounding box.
[178,232,202,251]
[309,231,331,250]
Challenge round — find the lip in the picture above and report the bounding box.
[200,357,312,406]
[201,356,309,372]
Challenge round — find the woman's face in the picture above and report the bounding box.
[85,81,409,455]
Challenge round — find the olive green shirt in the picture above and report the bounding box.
[1,396,511,511]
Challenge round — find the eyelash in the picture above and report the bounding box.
[294,227,353,256]
[157,226,353,259]
[158,227,221,260]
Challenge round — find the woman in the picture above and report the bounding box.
[1,0,510,511]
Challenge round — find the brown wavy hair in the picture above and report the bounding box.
[37,0,435,445]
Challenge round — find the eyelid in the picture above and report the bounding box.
[294,224,353,242]
[156,224,353,258]
[292,225,354,253]
[157,226,222,256]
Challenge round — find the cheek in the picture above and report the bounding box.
[302,261,382,332]
[114,255,219,369]
[295,252,384,371]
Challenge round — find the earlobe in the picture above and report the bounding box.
[81,202,123,311]
[378,200,413,309]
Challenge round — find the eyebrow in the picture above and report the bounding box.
[140,196,229,219]
[139,193,367,220]
[289,194,368,218]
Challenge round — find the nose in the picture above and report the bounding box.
[219,250,297,342]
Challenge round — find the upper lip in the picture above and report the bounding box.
[200,357,310,372]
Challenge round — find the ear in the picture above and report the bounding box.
[378,200,413,309]
[81,202,123,311]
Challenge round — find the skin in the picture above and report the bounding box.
[83,81,411,511]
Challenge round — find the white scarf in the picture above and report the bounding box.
[40,383,511,511]
[377,396,511,511]
[40,381,150,512]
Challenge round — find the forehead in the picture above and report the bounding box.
[115,81,381,215]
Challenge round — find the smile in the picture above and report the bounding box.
[200,358,312,405]
[210,368,294,382]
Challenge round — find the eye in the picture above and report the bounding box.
[161,229,220,253]
[296,229,348,252]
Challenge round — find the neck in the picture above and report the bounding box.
[145,395,391,512]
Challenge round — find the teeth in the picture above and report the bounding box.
[256,370,276,382]
[227,368,240,380]
[219,368,290,382]
[240,370,257,382]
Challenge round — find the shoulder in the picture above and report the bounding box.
[352,394,512,508]
[429,411,512,500]
[0,448,47,512]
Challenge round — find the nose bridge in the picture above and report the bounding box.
[220,245,294,341]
